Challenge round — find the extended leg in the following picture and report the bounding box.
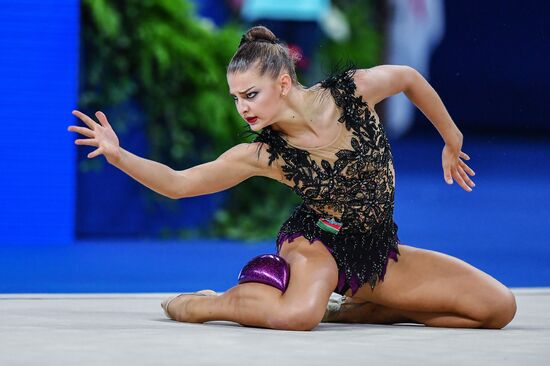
[332,244,517,328]
[324,298,494,327]
[164,237,338,331]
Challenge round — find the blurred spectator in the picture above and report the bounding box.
[385,0,445,138]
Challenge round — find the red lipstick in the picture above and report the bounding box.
[245,117,258,124]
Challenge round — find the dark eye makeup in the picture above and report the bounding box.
[231,91,258,102]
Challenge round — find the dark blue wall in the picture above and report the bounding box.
[429,1,549,134]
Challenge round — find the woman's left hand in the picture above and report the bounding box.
[442,144,476,192]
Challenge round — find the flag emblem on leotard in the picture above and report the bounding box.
[316,218,342,234]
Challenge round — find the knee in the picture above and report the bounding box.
[267,303,324,331]
[478,289,517,329]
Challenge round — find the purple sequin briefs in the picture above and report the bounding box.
[238,254,290,292]
[249,68,401,296]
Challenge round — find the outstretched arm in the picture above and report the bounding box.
[354,65,476,192]
[68,110,266,199]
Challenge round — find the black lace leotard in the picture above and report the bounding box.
[252,69,400,296]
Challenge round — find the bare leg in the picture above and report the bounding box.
[164,237,339,331]
[329,244,517,329]
[324,299,490,328]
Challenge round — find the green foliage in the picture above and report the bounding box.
[207,179,301,242]
[81,0,243,164]
[80,0,301,240]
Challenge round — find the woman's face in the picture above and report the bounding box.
[227,67,285,131]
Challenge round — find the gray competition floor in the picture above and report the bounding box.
[1,288,549,366]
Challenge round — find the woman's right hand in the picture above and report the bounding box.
[68,110,121,164]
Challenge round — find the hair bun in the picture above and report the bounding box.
[239,26,279,47]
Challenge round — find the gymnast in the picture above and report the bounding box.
[68,26,516,330]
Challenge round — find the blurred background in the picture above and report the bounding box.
[0,0,548,293]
